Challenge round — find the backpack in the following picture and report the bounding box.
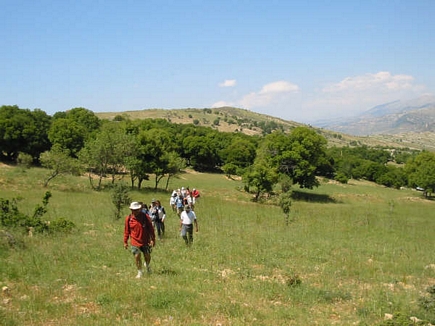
[127,212,148,233]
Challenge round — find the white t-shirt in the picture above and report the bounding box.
[180,210,196,225]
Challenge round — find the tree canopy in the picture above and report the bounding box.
[0,105,51,162]
[255,127,328,189]
[1,105,432,198]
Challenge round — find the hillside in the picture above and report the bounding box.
[315,95,435,144]
[95,107,435,151]
[96,107,303,136]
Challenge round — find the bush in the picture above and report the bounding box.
[0,192,75,236]
[49,218,76,233]
[419,285,435,313]
[334,172,349,184]
[17,152,33,168]
[0,229,25,249]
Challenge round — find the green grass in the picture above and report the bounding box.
[1,165,435,325]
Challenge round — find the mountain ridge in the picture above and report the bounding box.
[95,104,435,151]
[314,95,435,136]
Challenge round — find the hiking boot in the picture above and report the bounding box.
[136,270,143,279]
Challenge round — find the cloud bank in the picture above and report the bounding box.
[212,72,427,122]
[213,80,299,110]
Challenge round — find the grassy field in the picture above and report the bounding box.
[1,165,435,325]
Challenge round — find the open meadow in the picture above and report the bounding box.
[1,165,435,325]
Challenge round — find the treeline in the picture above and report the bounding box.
[1,105,434,197]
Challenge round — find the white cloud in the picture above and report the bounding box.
[297,71,426,120]
[218,79,237,87]
[211,100,234,108]
[239,81,299,109]
[259,81,300,94]
[212,80,300,110]
[211,72,428,123]
[322,71,415,93]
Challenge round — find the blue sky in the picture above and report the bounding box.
[1,0,434,123]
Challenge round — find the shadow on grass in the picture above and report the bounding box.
[291,190,337,203]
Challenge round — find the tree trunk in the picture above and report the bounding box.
[165,175,171,190]
[88,173,96,190]
[44,171,59,187]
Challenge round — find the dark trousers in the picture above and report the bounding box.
[155,220,165,238]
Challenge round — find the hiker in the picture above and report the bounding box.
[179,204,199,246]
[175,194,184,216]
[139,201,149,215]
[154,200,166,240]
[191,188,200,203]
[149,198,158,223]
[184,192,193,210]
[123,202,156,278]
[169,191,177,212]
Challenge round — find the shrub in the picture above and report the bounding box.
[17,152,33,168]
[111,183,131,219]
[418,285,435,313]
[0,192,75,236]
[334,172,349,184]
[49,218,76,233]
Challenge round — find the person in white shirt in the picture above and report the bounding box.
[169,191,177,212]
[185,193,193,209]
[179,205,198,246]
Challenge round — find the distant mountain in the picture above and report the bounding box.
[314,95,435,136]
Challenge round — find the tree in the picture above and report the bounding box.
[182,135,218,171]
[256,127,328,189]
[111,183,131,220]
[220,137,257,172]
[0,105,52,162]
[64,107,101,139]
[376,165,407,189]
[406,151,435,198]
[39,145,81,187]
[48,119,86,157]
[222,163,238,179]
[78,123,136,190]
[164,152,186,190]
[353,160,387,182]
[27,109,52,161]
[243,158,278,201]
[49,107,102,158]
[176,125,222,171]
[135,128,178,189]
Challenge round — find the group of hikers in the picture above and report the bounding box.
[123,187,200,278]
[170,186,200,214]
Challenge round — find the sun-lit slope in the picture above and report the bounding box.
[95,107,432,150]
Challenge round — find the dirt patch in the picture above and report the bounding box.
[399,196,431,203]
[0,163,13,169]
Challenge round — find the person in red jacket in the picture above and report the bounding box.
[124,202,156,278]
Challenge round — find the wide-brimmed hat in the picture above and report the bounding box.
[129,202,142,210]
